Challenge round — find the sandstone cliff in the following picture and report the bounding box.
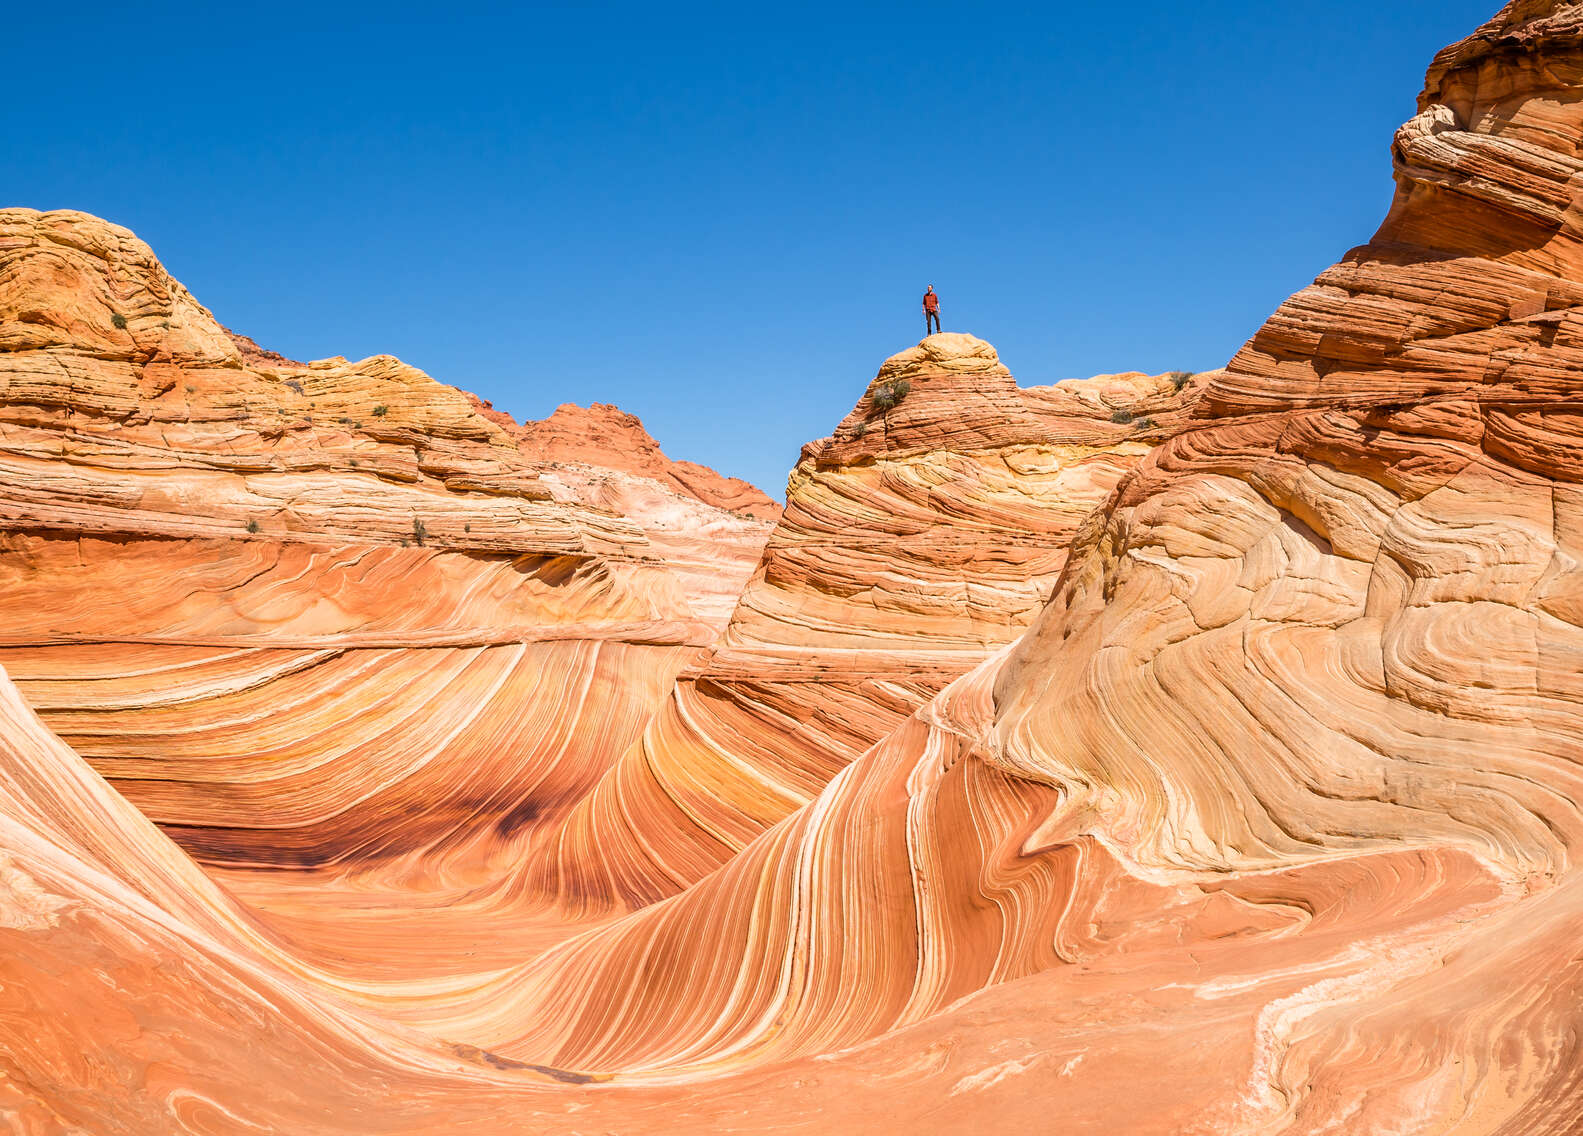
[0,207,771,878]
[520,333,1199,912]
[384,12,1583,1128]
[11,3,1583,1133]
[484,399,781,521]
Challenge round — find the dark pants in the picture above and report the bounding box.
[925,310,941,335]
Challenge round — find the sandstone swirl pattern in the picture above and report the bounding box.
[10,3,1583,1133]
[520,334,1196,913]
[0,207,771,886]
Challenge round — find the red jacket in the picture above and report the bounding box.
[923,290,939,313]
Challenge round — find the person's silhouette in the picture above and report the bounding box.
[923,285,941,336]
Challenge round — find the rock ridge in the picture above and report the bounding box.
[0,207,772,873]
[16,5,1583,1129]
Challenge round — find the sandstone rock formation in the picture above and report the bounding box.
[0,207,771,885]
[11,2,1583,1132]
[521,334,1198,913]
[483,398,782,521]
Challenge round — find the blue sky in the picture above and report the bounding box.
[8,1,1499,497]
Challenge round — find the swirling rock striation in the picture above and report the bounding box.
[394,12,1583,1130]
[479,398,782,522]
[519,333,1199,912]
[0,207,772,875]
[16,3,1583,1132]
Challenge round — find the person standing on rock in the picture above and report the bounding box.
[923,285,941,336]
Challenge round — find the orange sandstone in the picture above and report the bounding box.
[10,3,1583,1132]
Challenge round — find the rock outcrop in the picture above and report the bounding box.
[0,207,772,878]
[521,333,1199,912]
[14,3,1583,1132]
[366,10,1583,1126]
[482,398,782,521]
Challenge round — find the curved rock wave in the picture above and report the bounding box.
[14,2,1583,1131]
[0,207,770,889]
[516,334,1199,914]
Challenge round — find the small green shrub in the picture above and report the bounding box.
[245,519,260,534]
[284,379,304,395]
[852,421,868,438]
[1110,408,1135,425]
[372,405,389,417]
[412,518,427,547]
[111,313,128,330]
[870,378,912,413]
[1136,416,1158,430]
[1169,370,1193,391]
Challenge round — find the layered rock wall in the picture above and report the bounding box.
[518,334,1199,912]
[0,209,770,876]
[17,3,1583,1131]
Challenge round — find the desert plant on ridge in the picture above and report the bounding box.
[870,378,912,413]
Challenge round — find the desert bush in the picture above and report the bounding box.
[111,313,128,330]
[870,378,912,412]
[1110,408,1135,425]
[1169,370,1193,390]
[412,517,427,546]
[372,405,389,417]
[245,519,260,534]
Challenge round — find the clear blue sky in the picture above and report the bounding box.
[8,1,1499,497]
